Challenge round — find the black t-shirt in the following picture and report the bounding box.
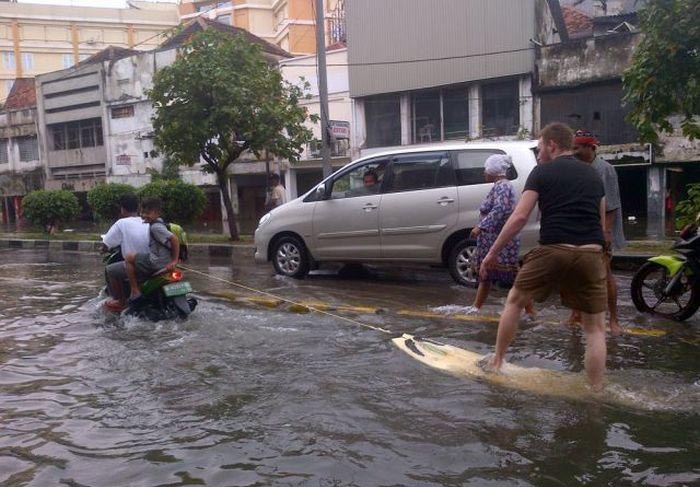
[524,155,605,246]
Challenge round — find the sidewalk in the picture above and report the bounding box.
[0,235,665,270]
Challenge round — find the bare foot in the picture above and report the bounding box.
[477,353,502,373]
[609,320,623,337]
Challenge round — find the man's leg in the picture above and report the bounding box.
[488,287,532,369]
[105,262,127,305]
[606,261,622,336]
[125,254,141,299]
[580,311,606,392]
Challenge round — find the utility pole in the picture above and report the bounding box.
[314,0,332,178]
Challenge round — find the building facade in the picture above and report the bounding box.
[178,0,345,56]
[346,0,537,159]
[0,1,179,103]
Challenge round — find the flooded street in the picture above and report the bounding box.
[1,248,699,487]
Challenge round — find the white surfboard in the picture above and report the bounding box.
[392,333,597,402]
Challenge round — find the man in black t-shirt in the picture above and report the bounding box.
[479,122,608,392]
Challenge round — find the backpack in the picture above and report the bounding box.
[150,221,189,262]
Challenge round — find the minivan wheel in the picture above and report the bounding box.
[272,236,310,279]
[448,239,478,287]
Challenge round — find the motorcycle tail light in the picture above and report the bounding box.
[170,270,182,282]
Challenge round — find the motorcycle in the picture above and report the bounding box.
[103,246,198,321]
[630,224,700,321]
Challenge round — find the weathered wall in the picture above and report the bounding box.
[537,33,640,88]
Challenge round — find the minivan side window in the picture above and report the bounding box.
[454,150,517,186]
[329,158,389,199]
[385,151,453,193]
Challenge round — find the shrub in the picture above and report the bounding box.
[22,190,80,232]
[87,183,137,223]
[138,180,206,224]
[675,183,700,229]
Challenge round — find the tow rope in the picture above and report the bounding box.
[179,264,393,335]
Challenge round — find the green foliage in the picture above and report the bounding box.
[147,29,315,239]
[22,190,80,231]
[623,0,700,143]
[137,180,206,225]
[674,183,700,229]
[87,183,137,223]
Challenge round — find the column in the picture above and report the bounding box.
[646,165,665,239]
[468,85,480,139]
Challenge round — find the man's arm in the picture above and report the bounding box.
[486,190,539,256]
[167,234,180,269]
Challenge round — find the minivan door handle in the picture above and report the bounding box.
[363,203,379,211]
[436,197,455,206]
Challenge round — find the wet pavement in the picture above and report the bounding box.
[0,247,698,487]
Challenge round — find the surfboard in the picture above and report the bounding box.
[392,333,593,401]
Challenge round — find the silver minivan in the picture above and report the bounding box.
[254,140,540,286]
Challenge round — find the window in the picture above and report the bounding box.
[412,90,440,144]
[327,158,389,200]
[62,53,74,69]
[454,150,514,186]
[49,118,103,151]
[0,139,8,164]
[482,80,519,137]
[111,105,134,119]
[21,53,33,71]
[17,136,39,161]
[3,51,15,70]
[443,87,469,140]
[387,152,453,192]
[364,95,401,148]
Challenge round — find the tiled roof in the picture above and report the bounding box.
[158,17,292,58]
[4,77,36,110]
[562,6,593,38]
[76,46,141,66]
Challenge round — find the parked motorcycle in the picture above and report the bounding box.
[103,247,197,321]
[631,224,700,321]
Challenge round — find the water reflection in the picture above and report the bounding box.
[0,249,698,486]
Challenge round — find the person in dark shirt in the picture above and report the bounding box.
[479,122,608,392]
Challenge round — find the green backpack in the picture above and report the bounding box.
[151,221,189,262]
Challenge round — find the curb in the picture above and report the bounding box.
[0,238,255,259]
[0,237,652,268]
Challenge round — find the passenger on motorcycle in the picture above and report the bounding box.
[124,197,180,305]
[103,194,150,312]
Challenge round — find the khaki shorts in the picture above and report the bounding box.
[514,244,607,314]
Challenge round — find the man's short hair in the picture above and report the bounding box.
[363,170,378,182]
[539,122,574,151]
[141,197,162,212]
[269,173,280,181]
[119,193,139,213]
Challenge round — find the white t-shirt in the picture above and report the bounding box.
[102,216,150,256]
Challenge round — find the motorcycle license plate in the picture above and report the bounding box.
[163,281,193,297]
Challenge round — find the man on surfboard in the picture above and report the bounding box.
[479,122,608,392]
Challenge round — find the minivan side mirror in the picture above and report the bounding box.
[316,182,329,200]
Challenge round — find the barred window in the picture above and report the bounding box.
[49,118,103,151]
[0,139,8,164]
[110,105,134,119]
[18,136,39,162]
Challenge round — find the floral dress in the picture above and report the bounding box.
[475,179,520,285]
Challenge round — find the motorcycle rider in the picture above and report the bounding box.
[123,197,180,305]
[102,194,150,312]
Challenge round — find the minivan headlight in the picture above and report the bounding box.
[258,212,272,228]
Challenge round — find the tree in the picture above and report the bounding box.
[148,29,315,240]
[674,182,700,229]
[623,0,700,143]
[22,190,80,233]
[87,183,137,223]
[138,180,206,225]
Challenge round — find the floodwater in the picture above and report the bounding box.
[1,249,699,487]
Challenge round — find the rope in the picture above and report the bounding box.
[179,264,394,336]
